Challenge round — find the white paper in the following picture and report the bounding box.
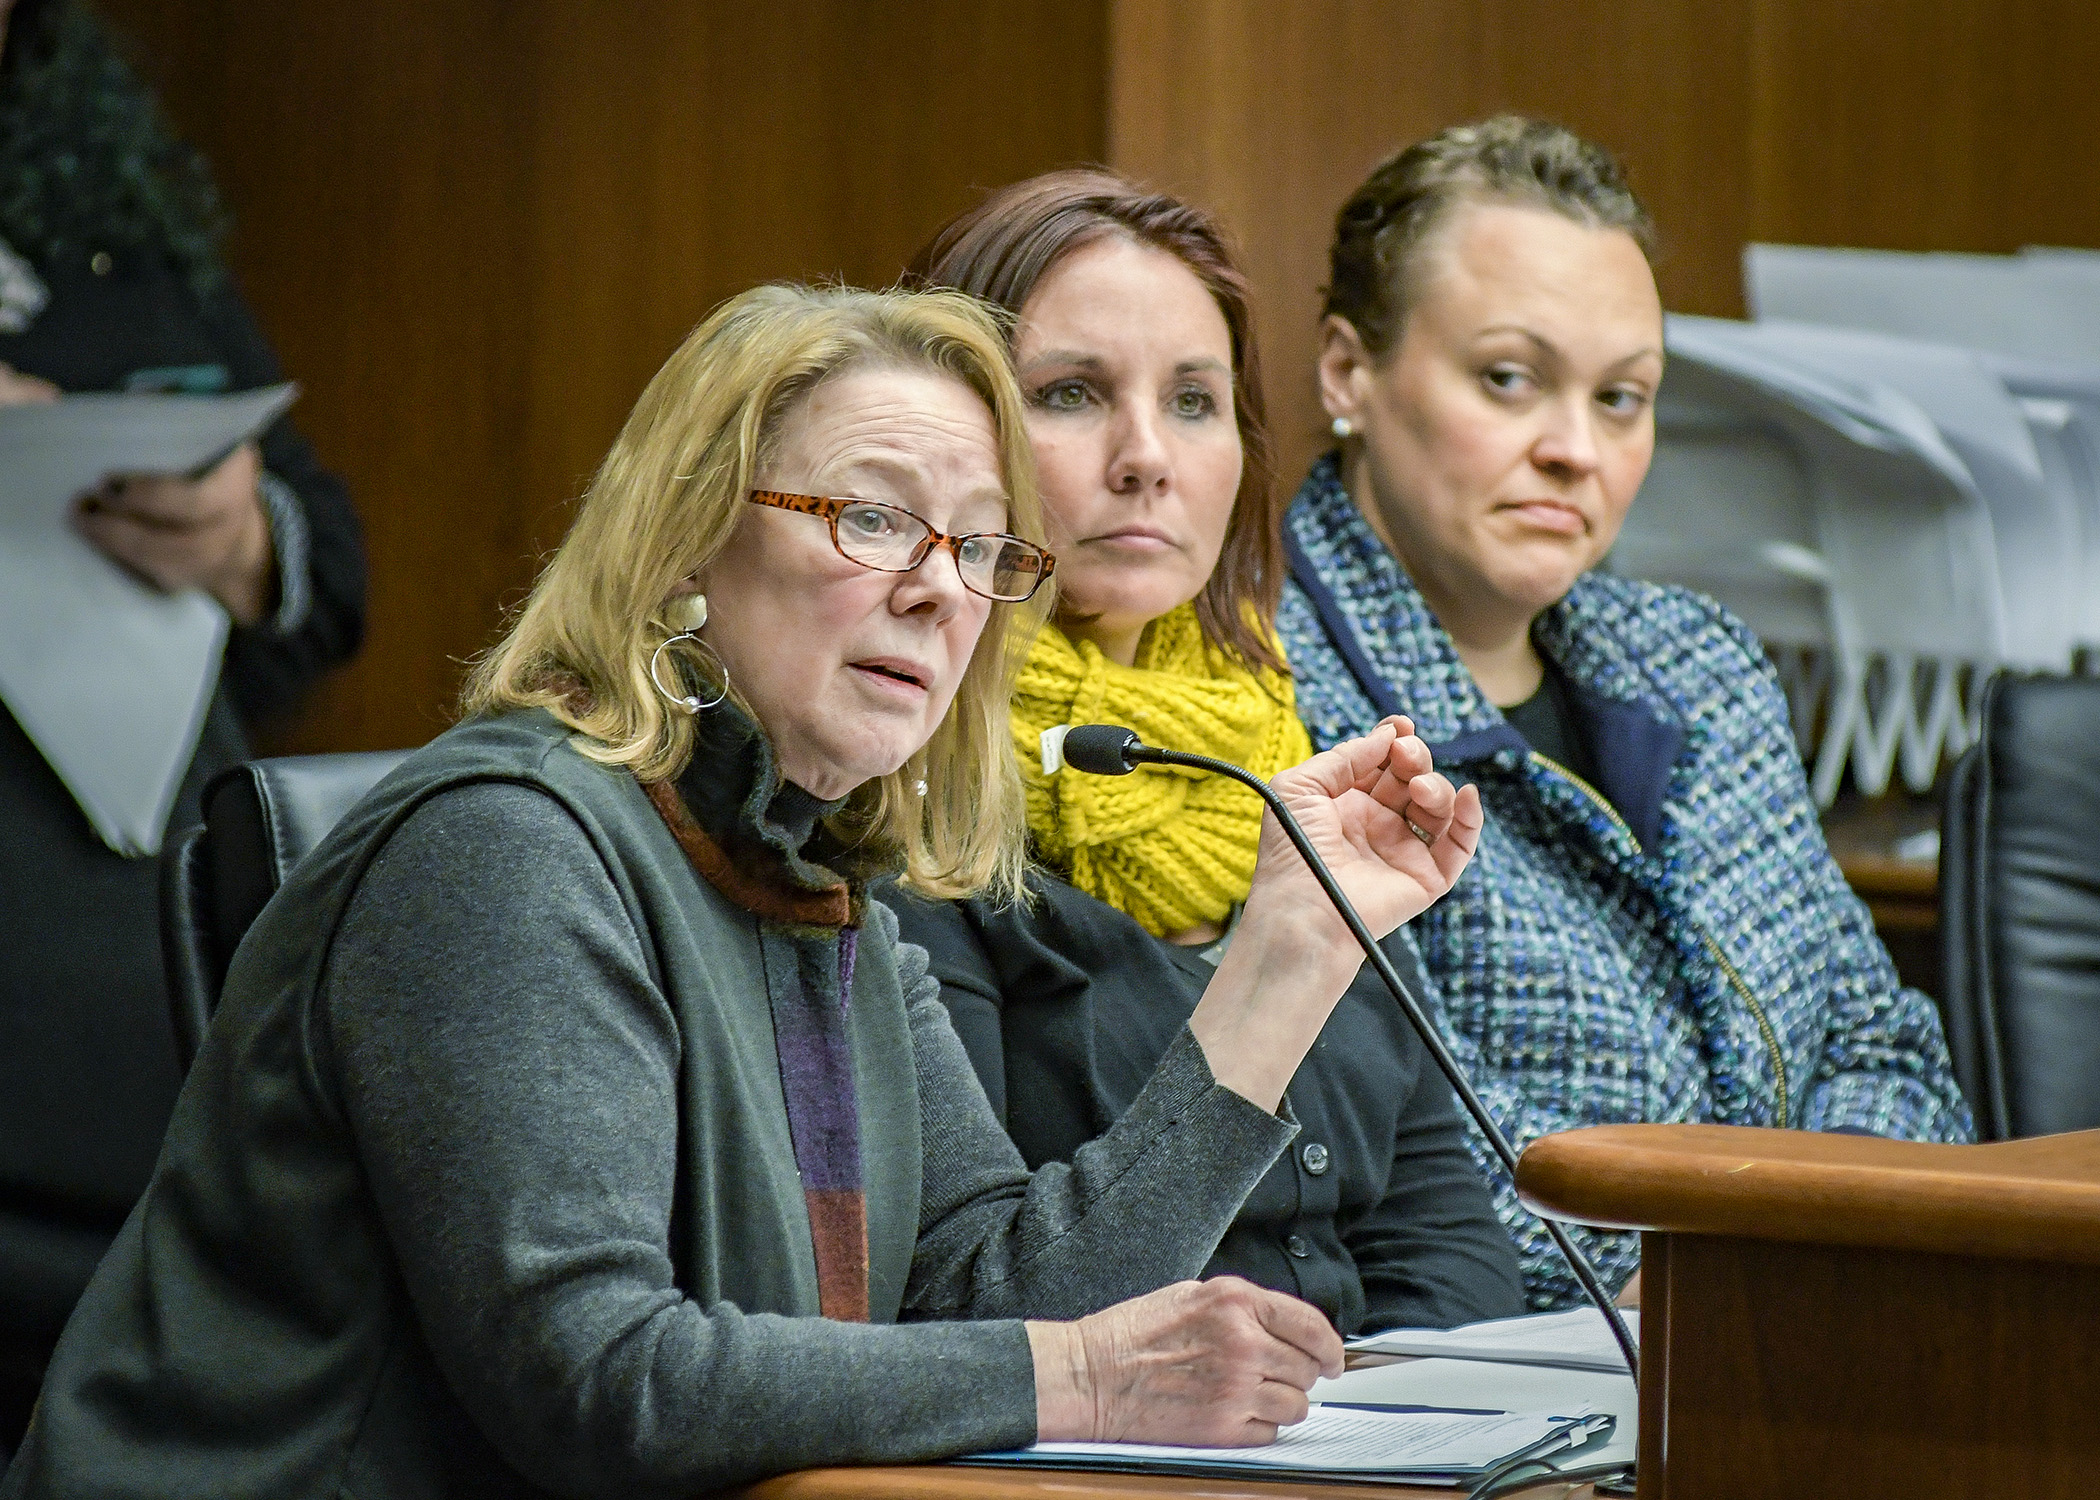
[1313,1354,1638,1471]
[0,384,297,855]
[1018,1403,1584,1473]
[1746,243,2100,367]
[1348,1307,1641,1373]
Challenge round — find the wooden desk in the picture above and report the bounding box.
[1519,1124,2100,1500]
[746,1465,1613,1498]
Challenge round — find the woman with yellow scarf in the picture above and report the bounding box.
[888,171,1523,1336]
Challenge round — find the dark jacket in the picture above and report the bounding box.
[3,707,1297,1499]
[886,874,1526,1337]
[0,240,365,1345]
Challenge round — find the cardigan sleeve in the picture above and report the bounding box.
[889,900,1298,1324]
[327,783,1044,1499]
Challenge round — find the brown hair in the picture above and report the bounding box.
[1326,115,1656,358]
[907,167,1283,674]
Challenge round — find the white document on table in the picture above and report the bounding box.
[1314,1353,1639,1473]
[0,384,298,855]
[969,1403,1598,1483]
[1348,1307,1642,1373]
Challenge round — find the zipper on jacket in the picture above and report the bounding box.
[1524,749,1792,1127]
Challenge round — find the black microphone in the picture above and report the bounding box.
[1059,723,1641,1381]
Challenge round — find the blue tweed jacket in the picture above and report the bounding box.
[1276,456,1975,1306]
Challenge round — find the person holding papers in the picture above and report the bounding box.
[0,0,363,1444]
[888,170,1525,1337]
[4,281,1483,1498]
[1274,116,1974,1306]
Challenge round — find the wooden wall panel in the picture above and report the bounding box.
[99,0,1109,752]
[1108,0,1755,491]
[1748,0,2100,255]
[1108,0,2100,497]
[89,0,2100,754]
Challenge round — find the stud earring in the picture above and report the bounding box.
[1331,416,1355,441]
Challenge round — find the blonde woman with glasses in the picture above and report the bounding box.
[6,282,1479,1498]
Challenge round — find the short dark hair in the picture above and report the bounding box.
[1326,115,1655,358]
[907,167,1283,674]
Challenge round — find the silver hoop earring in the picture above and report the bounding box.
[1331,416,1355,441]
[649,630,730,714]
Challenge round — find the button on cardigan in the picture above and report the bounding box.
[887,872,1526,1338]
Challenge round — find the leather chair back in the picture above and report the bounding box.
[159,751,408,1074]
[1938,673,2100,1139]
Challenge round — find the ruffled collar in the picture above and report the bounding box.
[674,704,854,889]
[643,702,894,928]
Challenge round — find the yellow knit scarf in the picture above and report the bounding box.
[1013,603,1313,937]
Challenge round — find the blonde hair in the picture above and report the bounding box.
[463,282,1050,902]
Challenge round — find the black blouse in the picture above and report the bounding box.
[1501,657,1602,789]
[885,875,1526,1335]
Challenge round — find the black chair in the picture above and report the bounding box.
[159,750,409,1075]
[1938,672,2100,1141]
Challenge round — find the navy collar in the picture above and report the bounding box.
[1283,454,1685,849]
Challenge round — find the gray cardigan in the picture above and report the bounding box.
[3,709,1294,1499]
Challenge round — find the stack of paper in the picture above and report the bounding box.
[962,1403,1610,1486]
[0,384,296,855]
[1348,1307,1642,1373]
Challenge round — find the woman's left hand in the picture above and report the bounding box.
[74,441,275,624]
[0,361,59,405]
[1189,716,1480,1112]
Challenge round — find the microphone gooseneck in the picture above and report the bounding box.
[1061,722,1641,1383]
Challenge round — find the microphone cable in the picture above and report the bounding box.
[1057,723,1641,1382]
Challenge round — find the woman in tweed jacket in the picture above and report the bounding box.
[1277,116,1973,1307]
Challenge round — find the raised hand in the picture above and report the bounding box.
[1248,714,1482,948]
[1027,1278,1344,1446]
[1187,716,1481,1111]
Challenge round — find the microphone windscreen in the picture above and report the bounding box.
[1061,724,1143,775]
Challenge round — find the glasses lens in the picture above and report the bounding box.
[964,537,1049,601]
[832,501,928,570]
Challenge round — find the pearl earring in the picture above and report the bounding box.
[1331,416,1355,441]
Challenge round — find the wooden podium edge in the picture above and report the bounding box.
[1514,1123,2100,1265]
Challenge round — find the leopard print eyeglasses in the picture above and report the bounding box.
[747,490,1055,603]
